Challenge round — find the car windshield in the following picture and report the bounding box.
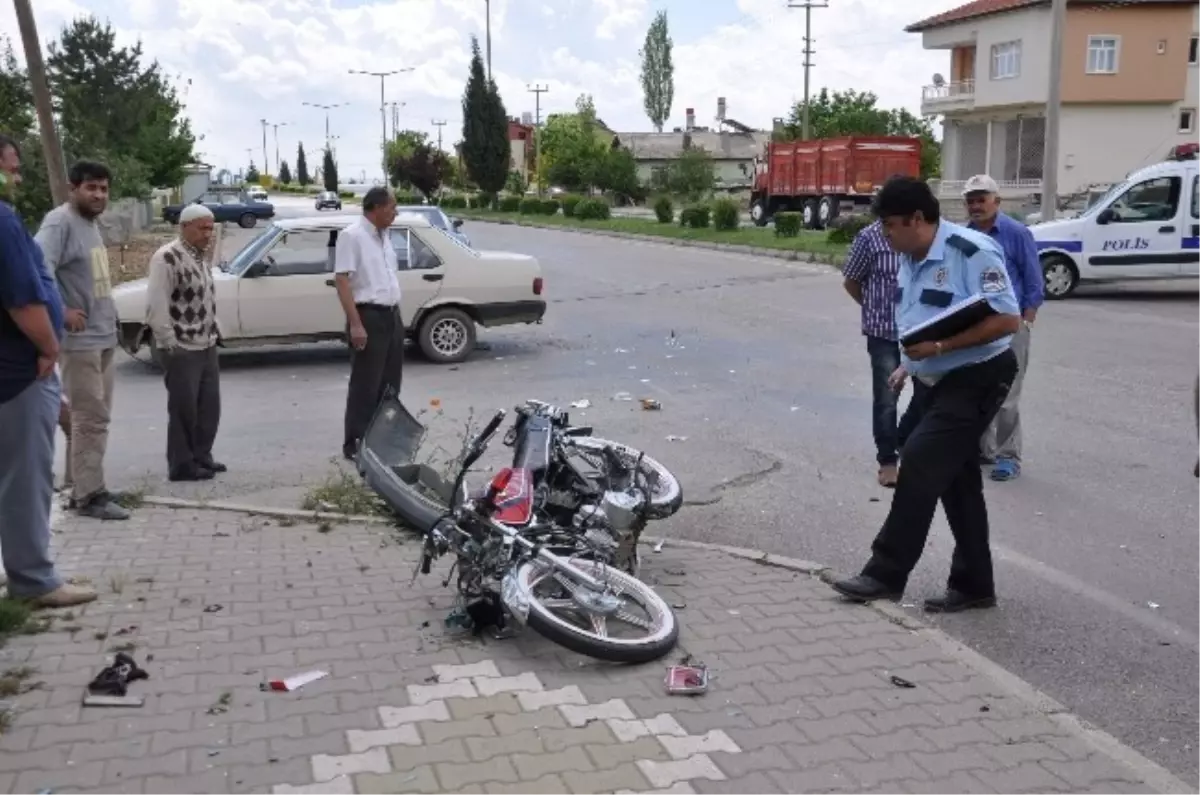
[224,224,280,274]
[399,206,447,230]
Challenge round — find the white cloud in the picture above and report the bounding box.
[0,0,967,181]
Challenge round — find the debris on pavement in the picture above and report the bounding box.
[207,691,233,714]
[82,693,144,707]
[640,398,662,411]
[653,540,666,553]
[266,670,329,692]
[612,392,633,402]
[665,435,688,442]
[202,604,223,613]
[614,348,629,354]
[1148,601,1161,610]
[665,664,709,695]
[86,652,149,701]
[888,674,917,689]
[570,399,592,409]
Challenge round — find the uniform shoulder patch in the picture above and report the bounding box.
[980,265,1008,294]
[945,233,980,257]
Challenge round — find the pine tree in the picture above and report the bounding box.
[639,11,674,133]
[322,147,339,192]
[460,36,509,194]
[279,160,292,185]
[245,164,260,183]
[296,142,310,186]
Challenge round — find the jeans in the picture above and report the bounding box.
[0,376,65,598]
[867,335,901,466]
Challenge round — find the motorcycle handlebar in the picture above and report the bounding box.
[478,409,507,442]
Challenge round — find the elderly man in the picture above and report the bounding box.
[146,204,223,482]
[0,133,97,607]
[36,160,131,520]
[334,187,402,461]
[962,175,1044,481]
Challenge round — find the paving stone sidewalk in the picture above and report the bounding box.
[0,506,1180,794]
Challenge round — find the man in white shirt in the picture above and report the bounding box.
[334,187,403,460]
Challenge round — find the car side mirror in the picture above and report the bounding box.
[1096,208,1115,225]
[246,260,270,277]
[452,217,464,230]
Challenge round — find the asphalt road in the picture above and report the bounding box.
[93,198,1199,783]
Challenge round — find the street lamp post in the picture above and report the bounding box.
[272,122,290,176]
[258,119,270,175]
[302,101,347,151]
[484,0,492,80]
[349,68,414,183]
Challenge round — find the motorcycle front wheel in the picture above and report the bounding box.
[514,558,679,664]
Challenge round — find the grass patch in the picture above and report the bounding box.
[458,210,849,258]
[301,469,389,517]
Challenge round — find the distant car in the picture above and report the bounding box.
[315,191,342,211]
[397,205,471,247]
[162,193,275,229]
[246,185,268,201]
[113,212,545,365]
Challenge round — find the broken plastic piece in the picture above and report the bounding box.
[570,399,592,409]
[83,693,145,707]
[652,540,665,553]
[640,398,662,411]
[665,435,688,442]
[665,664,708,695]
[612,392,633,402]
[889,674,917,689]
[88,652,149,697]
[268,670,328,692]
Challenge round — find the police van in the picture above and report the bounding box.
[1032,150,1199,299]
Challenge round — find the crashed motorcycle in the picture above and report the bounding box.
[358,394,683,663]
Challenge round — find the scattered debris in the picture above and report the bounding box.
[666,330,678,348]
[979,704,990,712]
[640,398,662,411]
[87,652,149,698]
[113,625,138,637]
[888,674,917,689]
[652,540,665,553]
[207,691,233,715]
[92,631,108,641]
[665,435,688,442]
[614,348,629,354]
[423,674,440,684]
[83,693,144,707]
[671,602,686,610]
[266,671,328,692]
[202,604,224,614]
[570,399,592,409]
[1147,601,1160,610]
[665,664,709,695]
[612,392,633,402]
[108,573,129,595]
[317,522,333,534]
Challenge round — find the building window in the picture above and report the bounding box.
[1086,36,1120,74]
[990,41,1021,79]
[1180,108,1196,134]
[1190,35,1198,65]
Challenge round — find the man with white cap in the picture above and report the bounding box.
[146,203,223,481]
[962,174,1043,481]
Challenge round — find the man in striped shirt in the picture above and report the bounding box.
[843,218,904,487]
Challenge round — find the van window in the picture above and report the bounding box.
[1107,176,1181,223]
[1192,175,1198,219]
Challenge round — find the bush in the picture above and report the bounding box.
[679,204,711,229]
[711,198,740,231]
[393,192,424,206]
[498,195,521,212]
[560,195,583,217]
[825,213,873,245]
[441,195,467,209]
[574,198,611,220]
[775,212,802,238]
[476,192,497,210]
[337,190,355,200]
[518,197,542,214]
[539,199,560,215]
[653,195,674,224]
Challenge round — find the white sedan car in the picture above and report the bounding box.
[113,213,546,364]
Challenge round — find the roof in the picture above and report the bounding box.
[613,130,767,161]
[907,0,1194,32]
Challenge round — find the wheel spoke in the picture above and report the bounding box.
[539,598,577,611]
[613,609,653,630]
[589,614,608,637]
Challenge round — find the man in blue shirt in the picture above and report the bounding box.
[0,134,96,608]
[831,176,1020,613]
[963,174,1043,481]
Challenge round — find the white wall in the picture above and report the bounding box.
[1058,104,1187,193]
[922,7,1053,107]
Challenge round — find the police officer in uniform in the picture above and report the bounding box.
[831,177,1020,612]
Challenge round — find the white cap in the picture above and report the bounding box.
[179,203,215,224]
[962,174,999,195]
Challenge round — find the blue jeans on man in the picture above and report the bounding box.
[867,336,901,468]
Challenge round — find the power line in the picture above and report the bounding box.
[786,0,828,141]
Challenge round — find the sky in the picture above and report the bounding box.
[2,0,968,181]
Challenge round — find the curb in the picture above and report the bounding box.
[137,497,1188,793]
[459,216,846,269]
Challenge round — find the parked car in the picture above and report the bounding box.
[246,185,269,201]
[163,193,276,228]
[315,191,343,211]
[113,212,545,365]
[397,205,471,246]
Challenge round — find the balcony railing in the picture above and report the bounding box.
[920,80,976,113]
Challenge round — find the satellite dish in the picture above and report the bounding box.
[932,73,946,86]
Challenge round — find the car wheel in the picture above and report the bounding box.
[818,195,839,229]
[1042,254,1079,300]
[418,307,476,364]
[238,213,257,229]
[802,199,819,230]
[749,199,769,227]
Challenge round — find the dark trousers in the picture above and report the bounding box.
[163,346,221,474]
[867,336,901,466]
[861,349,1018,597]
[343,304,405,458]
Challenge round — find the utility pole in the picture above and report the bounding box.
[302,101,346,151]
[527,84,549,196]
[272,122,289,176]
[484,0,492,80]
[431,119,447,153]
[786,0,827,141]
[1040,0,1068,222]
[386,102,406,140]
[258,119,270,176]
[349,68,413,183]
[13,0,68,204]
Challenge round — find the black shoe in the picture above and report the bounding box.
[342,444,358,462]
[830,574,902,603]
[199,460,227,473]
[169,465,216,482]
[923,589,997,613]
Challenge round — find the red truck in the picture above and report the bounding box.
[749,136,922,230]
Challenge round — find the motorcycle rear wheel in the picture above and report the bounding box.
[567,436,683,520]
[514,558,679,664]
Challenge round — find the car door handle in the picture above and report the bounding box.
[325,279,336,287]
[1159,225,1176,233]
[422,274,443,282]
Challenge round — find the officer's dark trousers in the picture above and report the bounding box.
[343,304,405,459]
[862,349,1018,597]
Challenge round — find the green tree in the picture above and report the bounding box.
[278,159,292,185]
[639,10,674,133]
[460,36,509,194]
[47,17,194,191]
[595,146,640,201]
[245,164,260,183]
[384,130,430,189]
[667,146,715,199]
[322,147,338,192]
[387,138,450,199]
[539,94,609,192]
[781,88,941,180]
[296,143,310,186]
[0,38,52,227]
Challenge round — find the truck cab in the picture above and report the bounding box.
[1032,157,1199,299]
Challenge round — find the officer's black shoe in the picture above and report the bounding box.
[830,574,902,603]
[923,590,997,613]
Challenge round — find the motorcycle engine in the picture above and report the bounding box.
[573,490,645,551]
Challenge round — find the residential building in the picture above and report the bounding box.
[613,111,768,189]
[911,0,1199,200]
[508,118,535,178]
